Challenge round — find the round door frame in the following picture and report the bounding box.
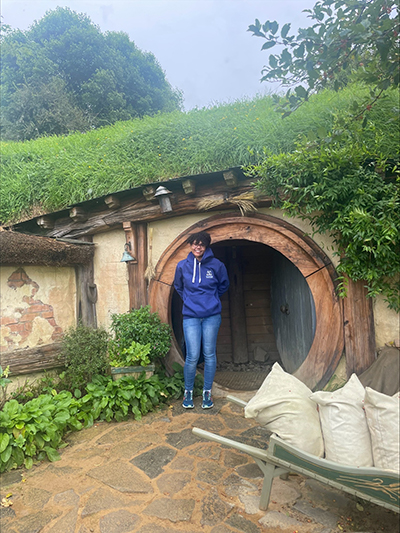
[149,213,344,390]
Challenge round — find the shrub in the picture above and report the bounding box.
[109,306,172,364]
[59,323,110,393]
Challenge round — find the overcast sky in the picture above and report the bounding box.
[1,0,316,110]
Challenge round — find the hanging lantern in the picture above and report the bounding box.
[154,186,173,213]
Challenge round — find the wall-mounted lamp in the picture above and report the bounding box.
[120,242,136,262]
[154,185,173,213]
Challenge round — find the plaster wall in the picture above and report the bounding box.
[148,208,399,350]
[374,295,400,349]
[93,229,130,329]
[261,208,340,268]
[149,209,339,267]
[0,265,75,352]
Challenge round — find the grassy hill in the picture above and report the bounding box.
[1,85,398,225]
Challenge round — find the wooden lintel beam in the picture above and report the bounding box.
[41,180,272,239]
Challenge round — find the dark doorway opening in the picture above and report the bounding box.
[171,240,316,390]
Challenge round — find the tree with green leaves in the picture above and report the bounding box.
[247,0,400,310]
[0,8,182,141]
[248,0,399,115]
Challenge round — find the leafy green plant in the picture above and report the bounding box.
[109,340,151,368]
[248,0,399,117]
[0,366,12,410]
[80,373,167,422]
[0,390,91,472]
[109,306,172,364]
[59,323,110,394]
[0,365,190,472]
[9,371,60,405]
[164,362,203,398]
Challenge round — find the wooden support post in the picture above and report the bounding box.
[134,223,148,308]
[123,222,148,309]
[343,277,376,377]
[227,246,249,364]
[75,236,97,328]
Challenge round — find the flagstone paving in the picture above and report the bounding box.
[1,398,399,533]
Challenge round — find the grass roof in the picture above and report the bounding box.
[1,84,398,225]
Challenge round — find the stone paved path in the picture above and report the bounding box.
[1,398,398,533]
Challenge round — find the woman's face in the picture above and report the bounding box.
[191,241,206,260]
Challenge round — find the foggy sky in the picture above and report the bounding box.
[1,0,317,110]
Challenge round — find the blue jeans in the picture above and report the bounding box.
[183,314,221,391]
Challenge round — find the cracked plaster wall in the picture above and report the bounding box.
[0,265,76,353]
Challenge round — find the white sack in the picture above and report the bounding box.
[244,362,324,457]
[364,387,400,472]
[310,374,373,467]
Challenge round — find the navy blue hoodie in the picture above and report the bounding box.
[174,248,229,319]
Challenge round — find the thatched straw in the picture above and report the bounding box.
[198,192,257,216]
[0,231,94,266]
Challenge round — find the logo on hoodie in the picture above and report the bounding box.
[206,270,214,279]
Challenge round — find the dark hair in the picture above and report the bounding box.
[187,231,211,248]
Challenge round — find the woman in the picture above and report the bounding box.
[174,231,229,409]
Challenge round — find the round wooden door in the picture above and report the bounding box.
[149,213,344,390]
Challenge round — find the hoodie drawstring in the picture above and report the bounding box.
[192,257,196,283]
[192,257,201,284]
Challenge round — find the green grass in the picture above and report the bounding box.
[1,85,398,224]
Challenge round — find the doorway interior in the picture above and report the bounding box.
[171,240,316,390]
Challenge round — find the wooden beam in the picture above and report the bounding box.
[182,179,196,195]
[36,216,54,229]
[75,263,97,328]
[142,186,156,201]
[223,170,239,188]
[122,221,138,263]
[69,207,87,222]
[133,223,148,308]
[123,222,148,309]
[343,277,376,377]
[1,343,64,375]
[104,195,120,209]
[43,181,271,239]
